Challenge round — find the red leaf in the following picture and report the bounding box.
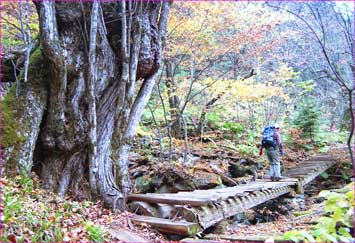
[7,234,17,243]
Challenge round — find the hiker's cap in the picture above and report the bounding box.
[274,123,280,128]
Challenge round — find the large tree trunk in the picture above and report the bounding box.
[2,1,171,211]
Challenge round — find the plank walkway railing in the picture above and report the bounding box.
[127,155,335,236]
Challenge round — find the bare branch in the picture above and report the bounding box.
[267,3,350,90]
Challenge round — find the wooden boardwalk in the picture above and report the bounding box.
[127,155,334,235]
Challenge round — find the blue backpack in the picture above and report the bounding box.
[261,125,276,148]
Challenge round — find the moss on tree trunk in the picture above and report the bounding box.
[2,47,49,176]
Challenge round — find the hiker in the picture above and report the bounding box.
[259,124,285,181]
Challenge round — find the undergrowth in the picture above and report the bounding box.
[282,182,354,242]
[1,174,110,242]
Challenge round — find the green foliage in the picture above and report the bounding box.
[2,175,63,242]
[315,127,348,145]
[2,175,112,242]
[222,122,244,133]
[136,125,153,137]
[236,144,258,156]
[222,122,244,139]
[297,80,316,93]
[320,172,329,179]
[282,182,355,242]
[292,97,320,142]
[85,222,107,242]
[1,38,23,47]
[340,162,354,182]
[246,129,258,143]
[2,2,39,49]
[142,106,166,126]
[206,112,222,129]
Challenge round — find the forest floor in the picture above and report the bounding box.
[2,137,351,242]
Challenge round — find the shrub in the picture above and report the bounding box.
[85,222,107,242]
[292,97,320,143]
[236,144,258,156]
[282,182,354,242]
[206,112,221,129]
[222,122,244,139]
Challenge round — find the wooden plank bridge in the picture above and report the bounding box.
[127,155,335,236]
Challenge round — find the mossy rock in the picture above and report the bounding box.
[134,176,153,193]
[192,171,222,189]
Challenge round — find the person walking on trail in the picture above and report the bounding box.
[259,123,285,181]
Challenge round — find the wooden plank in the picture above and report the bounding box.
[131,215,201,235]
[128,193,216,206]
[295,163,326,167]
[287,172,309,175]
[177,190,248,199]
[204,233,284,242]
[160,191,219,199]
[125,155,336,238]
[287,175,308,178]
[298,165,334,186]
[288,166,330,177]
[260,180,298,186]
[300,161,333,166]
[181,237,220,242]
[177,181,297,201]
[175,191,223,198]
[195,185,293,229]
[287,168,318,172]
[107,228,149,242]
[308,156,333,161]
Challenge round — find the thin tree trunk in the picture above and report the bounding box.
[116,1,172,197]
[347,89,354,164]
[165,59,182,138]
[115,0,132,198]
[148,104,163,161]
[87,0,100,198]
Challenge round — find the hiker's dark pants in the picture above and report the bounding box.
[266,147,281,178]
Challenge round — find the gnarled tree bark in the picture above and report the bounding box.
[3,1,171,211]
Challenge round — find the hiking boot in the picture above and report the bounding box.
[274,177,281,181]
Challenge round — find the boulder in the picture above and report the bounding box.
[134,176,153,193]
[172,181,195,192]
[155,184,170,193]
[191,171,222,189]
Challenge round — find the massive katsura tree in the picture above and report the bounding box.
[3,1,171,210]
